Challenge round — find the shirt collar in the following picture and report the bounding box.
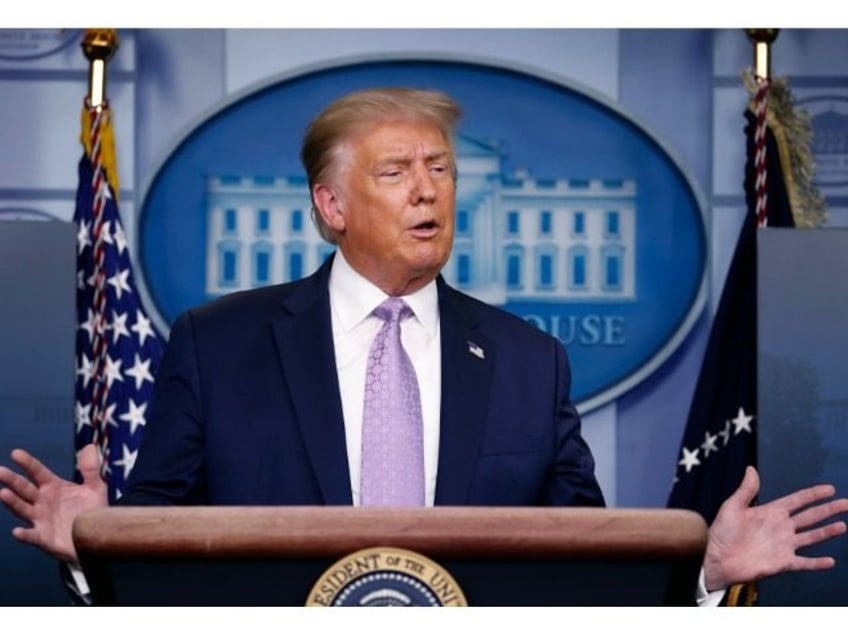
[329,249,439,337]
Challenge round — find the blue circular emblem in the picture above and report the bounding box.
[138,58,707,412]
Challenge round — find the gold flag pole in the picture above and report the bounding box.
[78,29,121,198]
[744,29,778,228]
[746,28,778,82]
[81,29,119,108]
[743,28,826,228]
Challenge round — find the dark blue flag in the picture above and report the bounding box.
[73,102,164,503]
[667,89,795,525]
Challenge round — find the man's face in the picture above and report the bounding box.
[318,119,456,296]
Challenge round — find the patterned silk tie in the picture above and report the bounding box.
[360,297,425,506]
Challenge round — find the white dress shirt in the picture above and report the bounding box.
[328,250,441,506]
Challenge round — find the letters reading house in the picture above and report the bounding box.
[205,136,637,305]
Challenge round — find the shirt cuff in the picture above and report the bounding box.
[696,567,726,607]
[68,563,92,598]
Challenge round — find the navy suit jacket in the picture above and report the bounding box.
[123,258,604,508]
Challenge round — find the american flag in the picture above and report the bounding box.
[73,100,163,503]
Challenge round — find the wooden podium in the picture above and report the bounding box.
[73,506,707,606]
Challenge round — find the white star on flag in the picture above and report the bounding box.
[113,222,128,255]
[718,420,732,447]
[75,401,92,434]
[125,354,154,390]
[678,446,701,473]
[701,431,719,458]
[79,308,97,344]
[119,398,148,435]
[109,310,130,344]
[101,402,118,429]
[77,220,91,255]
[98,220,114,246]
[732,407,754,435]
[103,354,124,388]
[76,353,94,388]
[131,310,156,347]
[113,444,139,481]
[107,268,133,301]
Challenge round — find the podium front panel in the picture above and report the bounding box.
[74,506,706,606]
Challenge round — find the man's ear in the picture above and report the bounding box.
[312,183,346,233]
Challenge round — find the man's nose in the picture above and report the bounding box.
[410,164,437,203]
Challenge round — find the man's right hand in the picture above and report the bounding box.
[0,444,108,565]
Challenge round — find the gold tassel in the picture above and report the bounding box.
[743,69,827,228]
[80,104,121,202]
[726,581,759,606]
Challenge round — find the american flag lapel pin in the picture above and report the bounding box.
[467,341,485,360]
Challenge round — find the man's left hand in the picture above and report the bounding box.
[703,465,848,592]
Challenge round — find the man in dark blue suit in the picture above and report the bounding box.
[122,87,601,510]
[1,87,846,601]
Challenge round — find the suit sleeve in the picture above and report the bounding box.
[121,311,208,505]
[539,340,606,507]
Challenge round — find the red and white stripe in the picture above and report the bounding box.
[753,78,770,228]
[86,100,113,465]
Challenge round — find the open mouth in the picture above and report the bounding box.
[413,220,438,231]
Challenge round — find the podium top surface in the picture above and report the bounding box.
[73,506,707,561]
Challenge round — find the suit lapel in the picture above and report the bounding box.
[271,259,353,505]
[434,279,494,504]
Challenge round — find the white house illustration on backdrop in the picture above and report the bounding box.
[205,135,637,305]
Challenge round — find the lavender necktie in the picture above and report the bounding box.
[360,297,425,506]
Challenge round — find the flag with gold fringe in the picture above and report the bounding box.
[73,99,164,503]
[667,68,825,606]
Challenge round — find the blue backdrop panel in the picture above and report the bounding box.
[758,228,848,606]
[0,220,75,605]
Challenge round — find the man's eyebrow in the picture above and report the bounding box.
[375,154,412,166]
[376,149,451,164]
[425,150,452,163]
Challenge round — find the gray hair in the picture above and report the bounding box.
[301,87,462,243]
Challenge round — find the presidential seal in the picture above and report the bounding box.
[306,547,467,606]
